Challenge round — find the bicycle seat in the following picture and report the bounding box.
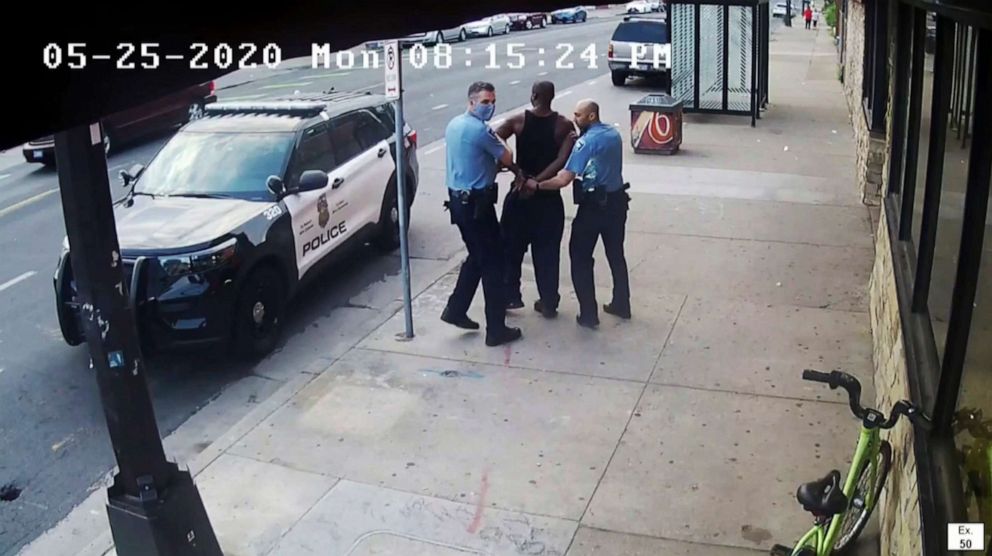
[796,470,848,516]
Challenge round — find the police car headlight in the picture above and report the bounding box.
[161,238,238,277]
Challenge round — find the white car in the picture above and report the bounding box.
[772,2,797,17]
[464,15,512,37]
[626,1,653,14]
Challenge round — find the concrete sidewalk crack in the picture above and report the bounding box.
[564,295,688,554]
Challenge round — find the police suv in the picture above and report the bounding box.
[54,92,419,358]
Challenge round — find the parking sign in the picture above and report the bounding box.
[384,40,401,100]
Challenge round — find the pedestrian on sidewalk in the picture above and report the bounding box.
[804,5,813,29]
[812,7,819,27]
[495,81,577,319]
[523,99,631,329]
[440,81,525,347]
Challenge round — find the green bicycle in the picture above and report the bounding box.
[771,370,930,556]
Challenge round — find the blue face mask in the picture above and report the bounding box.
[471,102,495,121]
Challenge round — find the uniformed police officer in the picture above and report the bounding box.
[441,81,525,346]
[495,81,577,319]
[524,99,630,328]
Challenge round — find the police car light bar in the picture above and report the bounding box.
[204,102,328,118]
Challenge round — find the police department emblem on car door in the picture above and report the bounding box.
[317,194,330,228]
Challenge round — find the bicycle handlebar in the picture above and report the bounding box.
[802,369,931,430]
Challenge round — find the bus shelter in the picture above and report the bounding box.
[669,0,770,125]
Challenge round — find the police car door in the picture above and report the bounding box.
[282,122,345,279]
[327,110,394,233]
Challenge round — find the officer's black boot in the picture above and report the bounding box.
[486,326,523,346]
[576,314,600,329]
[441,307,480,330]
[604,303,631,320]
[534,300,558,319]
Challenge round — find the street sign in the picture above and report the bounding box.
[384,40,401,100]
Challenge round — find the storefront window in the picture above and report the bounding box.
[954,213,992,544]
[928,24,975,360]
[910,21,934,249]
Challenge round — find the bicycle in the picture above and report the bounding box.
[771,370,930,556]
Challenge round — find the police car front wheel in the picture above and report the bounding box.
[232,266,286,359]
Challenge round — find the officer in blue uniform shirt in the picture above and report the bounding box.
[524,99,630,328]
[441,81,525,346]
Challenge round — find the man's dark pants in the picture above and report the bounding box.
[568,192,630,320]
[445,189,507,332]
[501,191,566,309]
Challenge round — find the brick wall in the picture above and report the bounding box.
[842,0,887,205]
[869,205,924,555]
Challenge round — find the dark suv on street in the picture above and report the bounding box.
[55,92,419,358]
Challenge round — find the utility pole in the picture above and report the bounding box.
[54,123,222,556]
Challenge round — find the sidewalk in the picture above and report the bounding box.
[22,23,880,556]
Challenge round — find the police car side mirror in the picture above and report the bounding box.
[120,164,145,187]
[298,170,329,193]
[267,176,287,197]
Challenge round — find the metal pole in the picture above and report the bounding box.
[394,83,414,339]
[54,123,221,556]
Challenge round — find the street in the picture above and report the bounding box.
[0,12,632,554]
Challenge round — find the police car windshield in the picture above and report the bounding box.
[134,132,294,201]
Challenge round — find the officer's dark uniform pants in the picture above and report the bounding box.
[501,191,566,309]
[569,192,630,319]
[446,190,507,332]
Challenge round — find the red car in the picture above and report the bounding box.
[508,12,548,30]
[23,81,217,166]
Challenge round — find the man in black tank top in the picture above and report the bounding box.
[495,81,577,318]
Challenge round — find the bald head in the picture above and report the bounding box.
[531,81,555,108]
[573,99,601,131]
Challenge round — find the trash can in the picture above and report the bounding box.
[629,93,683,155]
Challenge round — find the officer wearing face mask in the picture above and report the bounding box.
[523,99,630,329]
[441,81,526,347]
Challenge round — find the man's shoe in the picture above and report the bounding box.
[534,300,558,319]
[486,327,523,347]
[505,298,525,310]
[603,303,632,319]
[441,308,480,330]
[576,314,600,329]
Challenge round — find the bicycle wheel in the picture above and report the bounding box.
[832,440,892,553]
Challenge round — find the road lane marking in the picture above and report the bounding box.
[510,80,521,85]
[558,90,574,97]
[310,71,352,78]
[587,79,598,85]
[431,103,449,111]
[222,93,268,101]
[538,71,548,76]
[259,82,313,90]
[423,143,446,155]
[0,188,59,219]
[0,271,36,293]
[0,174,10,181]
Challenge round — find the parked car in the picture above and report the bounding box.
[402,22,472,46]
[507,12,547,30]
[772,1,797,17]
[54,92,419,358]
[551,7,588,23]
[626,1,653,14]
[23,82,216,167]
[608,17,672,88]
[464,15,512,37]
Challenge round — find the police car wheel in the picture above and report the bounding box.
[374,179,408,251]
[232,266,285,358]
